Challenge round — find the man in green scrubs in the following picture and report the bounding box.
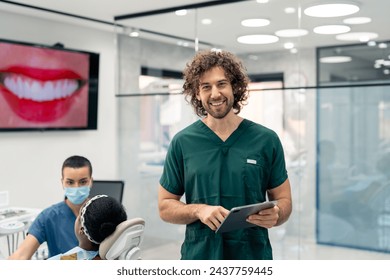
[158,49,292,260]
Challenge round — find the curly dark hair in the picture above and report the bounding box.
[182,49,250,117]
[83,196,127,244]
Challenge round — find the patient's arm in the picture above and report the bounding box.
[7,234,40,260]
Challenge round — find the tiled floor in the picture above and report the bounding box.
[140,235,390,260]
[1,234,389,260]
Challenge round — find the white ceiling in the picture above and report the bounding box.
[1,0,389,54]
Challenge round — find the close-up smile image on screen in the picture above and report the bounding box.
[0,39,99,131]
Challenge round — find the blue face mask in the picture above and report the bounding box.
[65,186,90,205]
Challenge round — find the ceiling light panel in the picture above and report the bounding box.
[275,29,309,37]
[201,18,212,25]
[343,17,372,24]
[336,32,378,42]
[237,34,279,44]
[284,42,295,49]
[304,3,360,18]
[284,7,296,14]
[313,25,351,35]
[175,9,187,16]
[241,18,270,27]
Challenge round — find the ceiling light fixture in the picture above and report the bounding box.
[256,0,269,3]
[201,18,212,25]
[237,34,279,44]
[304,3,359,18]
[284,7,296,14]
[275,29,308,38]
[177,41,190,47]
[313,25,351,35]
[125,27,139,37]
[343,17,372,24]
[284,42,295,49]
[175,9,187,16]
[320,56,352,63]
[336,32,378,42]
[241,18,270,27]
[129,30,140,37]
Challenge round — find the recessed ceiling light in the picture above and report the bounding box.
[285,7,296,14]
[313,25,351,35]
[177,41,190,47]
[201,18,212,25]
[320,56,352,63]
[343,17,372,24]
[175,9,187,16]
[256,0,269,3]
[378,43,388,49]
[241,18,270,27]
[129,31,140,37]
[275,29,308,37]
[336,32,378,42]
[284,42,295,49]
[237,34,279,44]
[304,3,359,18]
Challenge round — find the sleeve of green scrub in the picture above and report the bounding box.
[269,131,288,189]
[160,136,185,196]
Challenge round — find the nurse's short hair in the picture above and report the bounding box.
[62,155,92,177]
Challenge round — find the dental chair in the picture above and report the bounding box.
[99,218,145,260]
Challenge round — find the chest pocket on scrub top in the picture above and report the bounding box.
[243,155,269,197]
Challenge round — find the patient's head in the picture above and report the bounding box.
[76,195,127,248]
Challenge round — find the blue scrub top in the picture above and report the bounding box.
[28,200,78,258]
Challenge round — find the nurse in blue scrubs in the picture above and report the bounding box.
[8,155,93,259]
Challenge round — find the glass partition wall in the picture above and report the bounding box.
[114,0,390,259]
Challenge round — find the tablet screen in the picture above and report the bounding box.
[215,201,277,234]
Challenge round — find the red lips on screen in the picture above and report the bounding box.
[0,65,85,122]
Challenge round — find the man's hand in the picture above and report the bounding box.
[197,205,230,230]
[246,205,280,229]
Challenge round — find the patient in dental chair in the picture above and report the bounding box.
[48,195,127,260]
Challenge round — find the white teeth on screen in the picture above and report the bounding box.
[3,74,79,102]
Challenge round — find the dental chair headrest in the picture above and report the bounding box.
[99,217,145,260]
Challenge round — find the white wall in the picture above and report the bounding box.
[0,11,119,209]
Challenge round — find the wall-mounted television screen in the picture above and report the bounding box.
[0,38,99,131]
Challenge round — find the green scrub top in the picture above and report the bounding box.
[160,119,288,260]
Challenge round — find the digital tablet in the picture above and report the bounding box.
[215,201,278,234]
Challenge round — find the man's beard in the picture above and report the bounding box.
[203,98,233,119]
